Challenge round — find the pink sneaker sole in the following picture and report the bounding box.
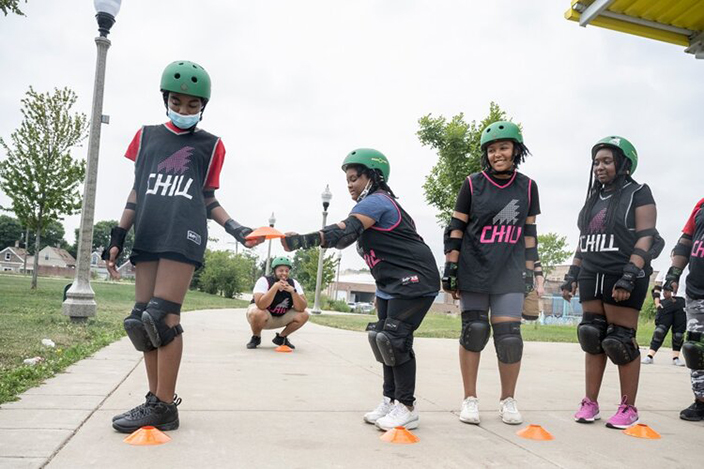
[605,418,639,429]
[575,413,601,423]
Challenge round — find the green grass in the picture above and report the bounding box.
[0,274,247,404]
[310,311,660,344]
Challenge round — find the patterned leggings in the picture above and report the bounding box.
[686,298,704,399]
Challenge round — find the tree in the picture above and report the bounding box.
[417,102,514,225]
[71,220,134,264]
[537,233,572,277]
[291,248,338,295]
[198,250,259,298]
[0,0,26,16]
[0,215,22,249]
[0,87,88,288]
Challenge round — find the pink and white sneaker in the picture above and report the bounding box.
[574,397,600,423]
[605,396,639,429]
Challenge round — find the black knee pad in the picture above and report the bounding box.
[492,322,523,364]
[650,324,668,350]
[577,312,608,355]
[682,332,704,370]
[602,324,640,365]
[672,331,685,351]
[124,302,154,352]
[366,321,384,364]
[375,318,414,367]
[459,310,490,352]
[141,297,184,348]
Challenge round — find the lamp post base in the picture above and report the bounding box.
[63,282,97,322]
[311,309,321,315]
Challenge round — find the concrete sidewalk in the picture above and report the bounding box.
[0,308,697,469]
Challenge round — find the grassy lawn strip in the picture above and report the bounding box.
[0,275,247,404]
[310,311,659,344]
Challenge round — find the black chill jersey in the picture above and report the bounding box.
[685,200,704,299]
[457,171,536,294]
[128,123,222,264]
[578,182,655,276]
[356,192,439,299]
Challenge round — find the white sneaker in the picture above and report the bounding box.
[641,356,654,364]
[363,397,394,424]
[673,357,686,367]
[499,397,523,425]
[375,402,419,431]
[459,396,480,424]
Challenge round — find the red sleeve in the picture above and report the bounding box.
[124,128,143,162]
[204,139,226,190]
[683,198,704,236]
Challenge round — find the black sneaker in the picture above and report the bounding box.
[272,333,295,349]
[246,335,261,349]
[112,392,156,422]
[112,396,182,433]
[680,400,704,421]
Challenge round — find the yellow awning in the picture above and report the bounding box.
[565,0,704,58]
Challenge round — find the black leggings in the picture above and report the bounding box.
[377,296,434,406]
[649,305,687,352]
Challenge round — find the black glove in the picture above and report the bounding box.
[524,269,535,296]
[560,264,581,293]
[101,227,127,261]
[663,266,683,292]
[442,262,458,292]
[613,262,643,293]
[224,219,253,246]
[283,232,321,251]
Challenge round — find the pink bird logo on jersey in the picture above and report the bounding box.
[588,208,607,233]
[157,146,193,174]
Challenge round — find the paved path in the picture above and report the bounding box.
[0,308,697,468]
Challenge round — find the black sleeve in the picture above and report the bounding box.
[528,180,540,216]
[633,184,655,208]
[453,178,472,214]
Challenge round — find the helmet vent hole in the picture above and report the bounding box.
[499,125,504,129]
[174,73,181,79]
[191,76,198,83]
[178,62,184,65]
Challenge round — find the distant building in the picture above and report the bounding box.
[37,246,76,268]
[0,241,31,273]
[117,260,136,280]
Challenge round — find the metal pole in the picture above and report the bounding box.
[311,209,328,314]
[334,253,341,300]
[63,36,111,321]
[265,238,273,276]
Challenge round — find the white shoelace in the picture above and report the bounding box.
[463,398,478,412]
[503,398,518,413]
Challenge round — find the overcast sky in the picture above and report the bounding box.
[1,0,702,273]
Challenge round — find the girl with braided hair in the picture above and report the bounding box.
[282,148,439,431]
[562,136,662,429]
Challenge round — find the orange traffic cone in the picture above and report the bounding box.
[623,424,661,439]
[246,226,285,240]
[380,426,420,444]
[516,424,554,441]
[275,345,293,353]
[123,426,172,446]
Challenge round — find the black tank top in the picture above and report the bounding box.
[687,207,704,300]
[255,276,297,316]
[132,124,220,263]
[578,182,652,276]
[357,192,439,299]
[458,171,533,294]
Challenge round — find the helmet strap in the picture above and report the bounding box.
[357,180,373,202]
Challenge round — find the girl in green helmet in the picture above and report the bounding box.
[443,121,540,426]
[103,60,263,433]
[282,148,440,432]
[562,136,662,429]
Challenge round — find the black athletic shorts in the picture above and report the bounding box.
[578,270,649,310]
[130,250,201,268]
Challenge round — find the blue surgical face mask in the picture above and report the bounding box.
[168,109,201,129]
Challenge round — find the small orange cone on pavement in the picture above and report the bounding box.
[623,424,661,439]
[380,426,420,444]
[275,345,293,353]
[246,226,285,240]
[123,426,171,446]
[516,424,554,441]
